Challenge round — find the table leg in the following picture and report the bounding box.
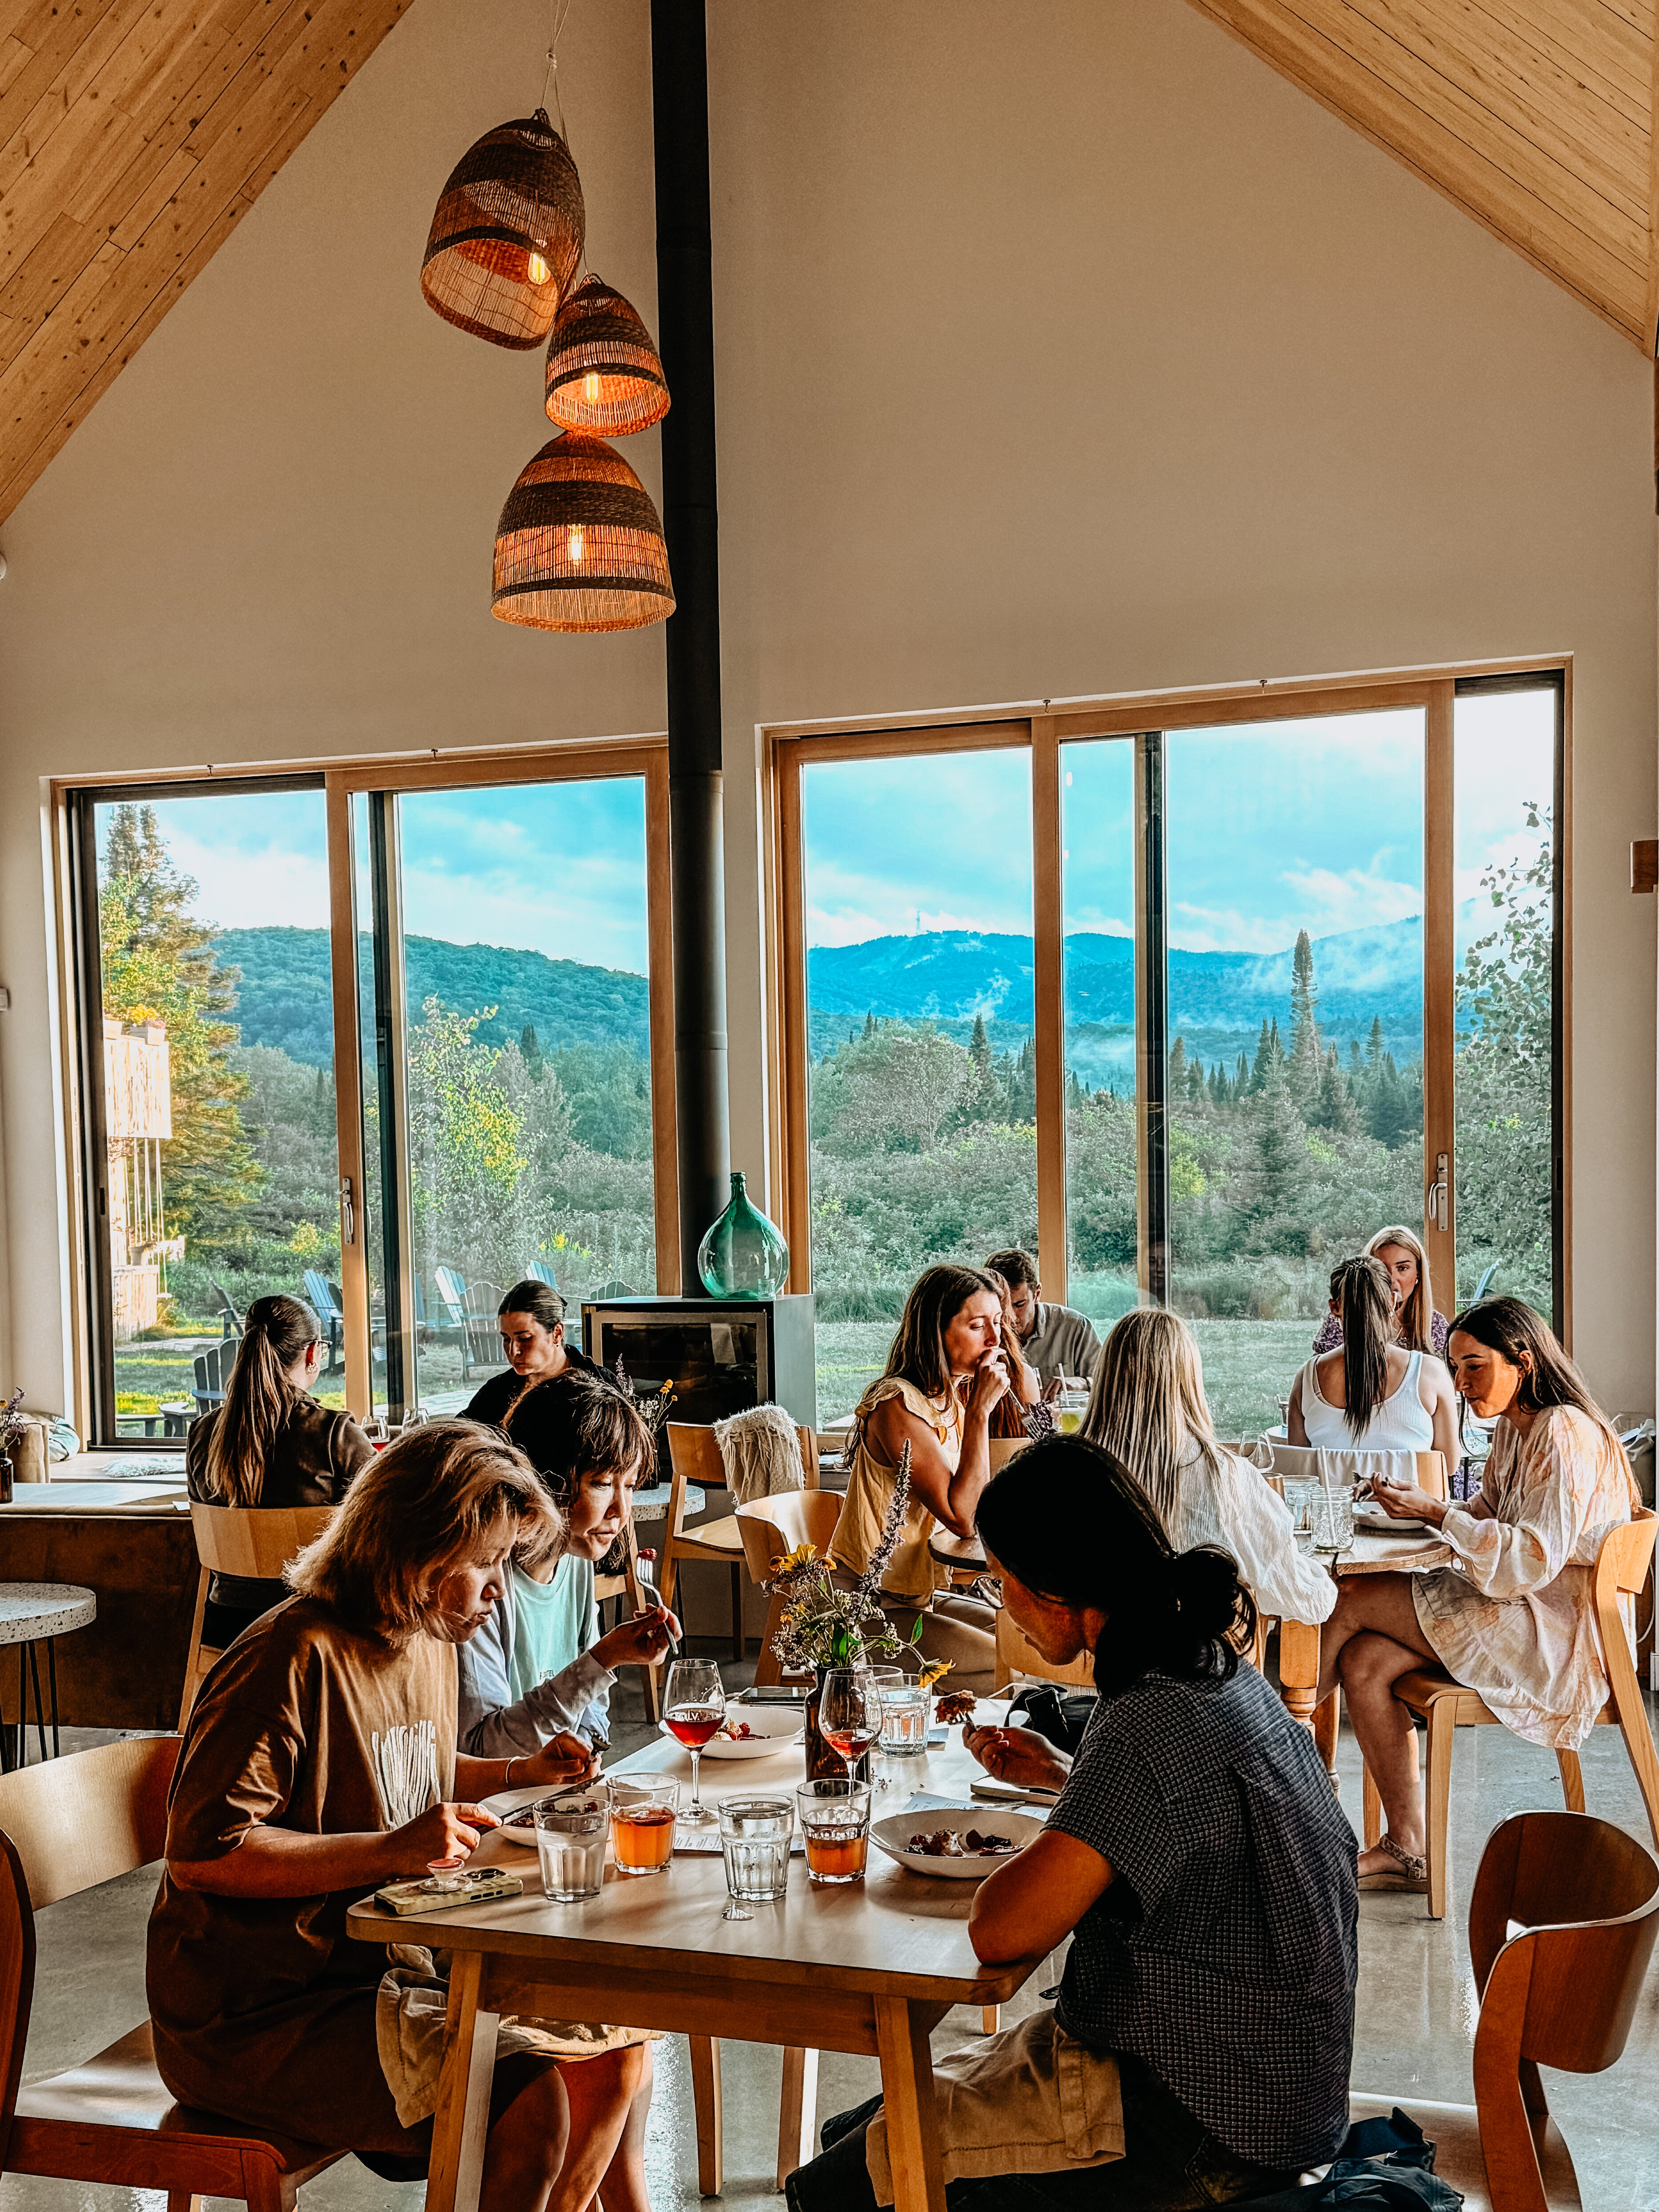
[45,1639,59,1759]
[426,1952,498,2212]
[1277,1618,1320,1734]
[777,2045,819,2190]
[689,2034,722,2194]
[874,1996,946,2212]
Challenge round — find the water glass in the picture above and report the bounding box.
[533,1792,608,1901]
[797,1778,871,1884]
[878,1681,930,1755]
[1282,1479,1318,1549]
[718,1794,793,1903]
[608,1777,680,1876]
[1054,1389,1088,1435]
[1311,1484,1356,1555]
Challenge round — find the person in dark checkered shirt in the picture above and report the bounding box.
[787,1435,1358,2211]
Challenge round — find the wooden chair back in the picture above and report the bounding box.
[988,1437,1031,1473]
[0,1736,181,1912]
[733,1491,844,1586]
[994,1607,1094,1692]
[1469,1811,1659,2208]
[0,1829,33,2174]
[179,1502,336,1731]
[1262,1440,1447,1498]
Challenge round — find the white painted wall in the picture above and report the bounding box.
[0,0,1651,1417]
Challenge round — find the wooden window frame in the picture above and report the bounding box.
[51,735,676,1442]
[761,656,1572,1345]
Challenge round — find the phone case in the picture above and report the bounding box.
[374,1867,524,1916]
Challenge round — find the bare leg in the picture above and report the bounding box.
[595,2044,654,2212]
[551,2044,649,2212]
[482,2065,570,2212]
[1321,1575,1443,1876]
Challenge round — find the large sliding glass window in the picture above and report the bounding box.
[75,780,339,1445]
[797,746,1035,1419]
[71,749,674,1445]
[774,670,1566,1435]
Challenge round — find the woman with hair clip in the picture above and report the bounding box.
[1311,1223,1450,1362]
[150,1418,656,2212]
[458,1375,680,1764]
[1287,1253,1459,1467]
[824,1263,1016,1691]
[787,1436,1358,2211]
[1319,1296,1639,1892]
[185,1293,375,1650]
[1084,1307,1334,1626]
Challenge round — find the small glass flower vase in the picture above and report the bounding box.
[697,1172,790,1300]
[0,1454,11,1507]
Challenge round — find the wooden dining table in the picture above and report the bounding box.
[347,1726,1045,2212]
[1276,1523,1451,1733]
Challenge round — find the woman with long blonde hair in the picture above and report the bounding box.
[185,1293,373,1650]
[1311,1224,1448,1361]
[1083,1308,1334,1626]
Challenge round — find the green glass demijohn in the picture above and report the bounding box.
[697,1171,790,1299]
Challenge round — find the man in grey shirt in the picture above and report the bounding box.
[986,1248,1103,1388]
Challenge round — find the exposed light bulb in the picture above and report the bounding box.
[527,250,552,286]
[583,371,603,402]
[567,527,585,565]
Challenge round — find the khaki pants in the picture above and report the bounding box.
[878,1589,998,1695]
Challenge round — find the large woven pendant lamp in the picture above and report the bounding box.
[421,108,584,348]
[493,430,675,631]
[544,273,670,434]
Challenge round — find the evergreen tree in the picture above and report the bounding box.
[1288,929,1322,1101]
[1168,1036,1188,1094]
[1348,1039,1363,1075]
[1186,1058,1204,1105]
[1249,1018,1273,1092]
[1366,1015,1385,1068]
[1309,1045,1360,1136]
[520,1022,545,1081]
[969,1012,991,1071]
[863,1009,876,1038]
[1235,1053,1249,1099]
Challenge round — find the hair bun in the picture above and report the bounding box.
[1169,1544,1245,1641]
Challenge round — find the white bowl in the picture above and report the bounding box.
[657,1704,805,1759]
[1355,1509,1426,1533]
[870,1809,1044,1880]
[483,1784,608,1848]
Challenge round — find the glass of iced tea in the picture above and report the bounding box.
[608,1777,681,1876]
[797,1778,871,1885]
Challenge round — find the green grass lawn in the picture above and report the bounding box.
[812,1315,1311,1436]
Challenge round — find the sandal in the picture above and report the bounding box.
[1357,1833,1428,1892]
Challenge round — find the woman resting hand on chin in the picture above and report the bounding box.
[148,1420,654,2212]
[786,1435,1358,2212]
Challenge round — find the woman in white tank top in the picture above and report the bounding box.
[1289,1256,1458,1464]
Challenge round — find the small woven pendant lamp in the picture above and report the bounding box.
[493,430,675,631]
[544,274,670,434]
[421,109,584,348]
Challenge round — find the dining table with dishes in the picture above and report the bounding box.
[347,1678,1048,2212]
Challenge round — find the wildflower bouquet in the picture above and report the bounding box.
[611,1358,676,1440]
[0,1389,25,1461]
[766,1441,925,1671]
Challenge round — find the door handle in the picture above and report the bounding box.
[339,1176,355,1248]
[1426,1152,1449,1233]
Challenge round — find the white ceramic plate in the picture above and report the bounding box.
[870,1809,1045,1880]
[657,1704,805,1759]
[483,1783,608,1848]
[1355,1510,1426,1533]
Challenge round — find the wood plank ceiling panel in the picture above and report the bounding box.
[1187,0,1659,348]
[0,0,412,522]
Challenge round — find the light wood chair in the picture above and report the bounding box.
[178,1503,337,1732]
[0,1737,344,2210]
[1381,1507,1659,1919]
[593,1509,663,1724]
[734,1491,844,1687]
[658,1422,816,1662]
[1350,1809,1659,2208]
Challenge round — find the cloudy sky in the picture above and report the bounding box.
[102,688,1553,975]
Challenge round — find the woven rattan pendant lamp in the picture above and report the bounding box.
[493,430,675,631]
[421,108,584,348]
[544,273,670,434]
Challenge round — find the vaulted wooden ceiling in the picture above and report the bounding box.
[0,0,1654,527]
[0,0,410,524]
[1189,0,1659,351]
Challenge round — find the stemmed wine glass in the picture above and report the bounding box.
[664,1657,725,1828]
[818,1667,883,1781]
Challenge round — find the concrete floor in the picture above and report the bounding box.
[2,1663,1656,2211]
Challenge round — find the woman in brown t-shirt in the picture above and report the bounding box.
[185,1293,375,1647]
[148,1420,653,2211]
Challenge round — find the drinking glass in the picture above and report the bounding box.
[797,1778,871,1885]
[1311,1484,1356,1555]
[1282,1479,1317,1550]
[422,1857,469,1895]
[718,1795,793,1903]
[533,1792,608,1901]
[664,1657,725,1827]
[608,1777,681,1875]
[1054,1389,1088,1435]
[818,1667,882,1781]
[878,1680,930,1756]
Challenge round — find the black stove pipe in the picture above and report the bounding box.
[651,0,730,1292]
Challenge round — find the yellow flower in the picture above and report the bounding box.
[917,1659,955,1691]
[778,1542,818,1573]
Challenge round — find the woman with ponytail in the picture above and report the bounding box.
[786,1436,1358,2212]
[1287,1253,1459,1466]
[185,1294,374,1650]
